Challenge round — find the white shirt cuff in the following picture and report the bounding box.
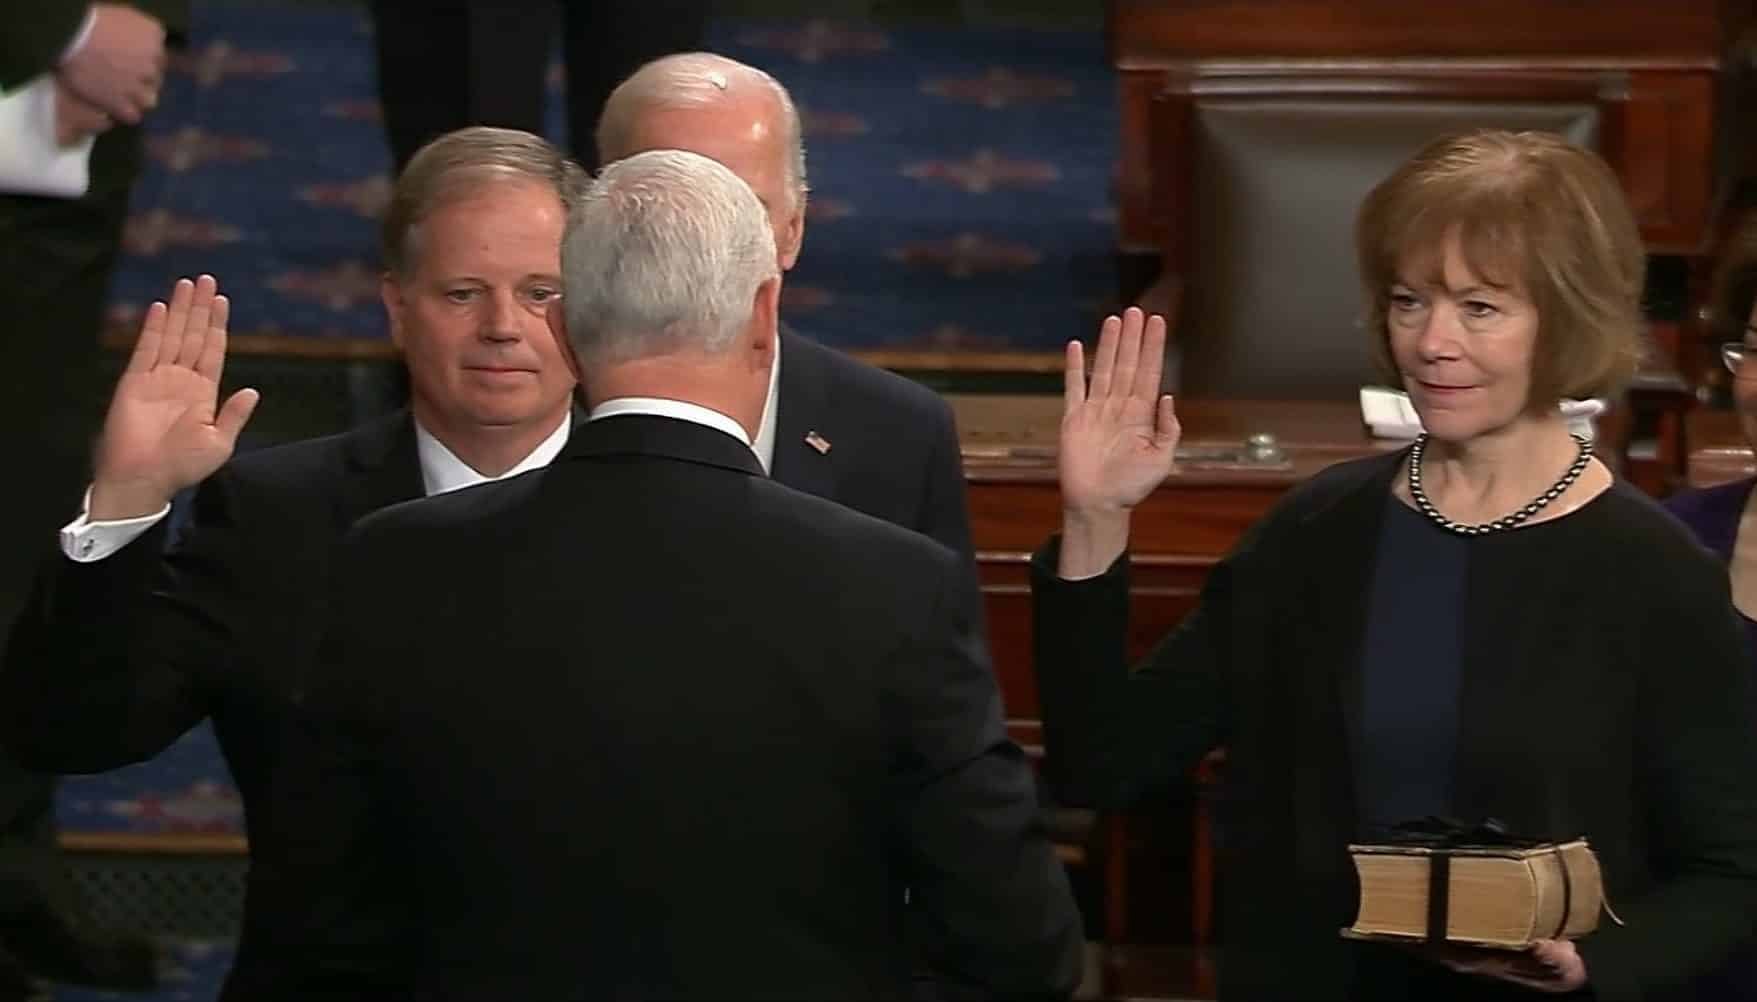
[58,6,99,65]
[59,488,171,563]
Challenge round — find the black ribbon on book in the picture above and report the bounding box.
[1365,816,1545,850]
[1365,817,1572,942]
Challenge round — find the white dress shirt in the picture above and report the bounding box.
[416,412,570,497]
[752,336,780,473]
[587,397,756,455]
[60,412,574,563]
[584,342,776,470]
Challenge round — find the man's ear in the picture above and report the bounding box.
[548,300,583,384]
[381,273,408,350]
[751,274,780,355]
[777,199,805,272]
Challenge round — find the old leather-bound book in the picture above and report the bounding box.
[1342,819,1605,949]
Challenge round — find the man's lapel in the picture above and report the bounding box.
[337,409,425,527]
[769,329,838,503]
[334,404,588,526]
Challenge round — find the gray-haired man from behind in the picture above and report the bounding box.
[597,52,978,571]
[264,149,1085,1000]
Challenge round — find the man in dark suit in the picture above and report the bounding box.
[596,52,975,573]
[0,0,183,992]
[1,118,979,992]
[367,0,708,171]
[265,147,1081,999]
[1,126,588,997]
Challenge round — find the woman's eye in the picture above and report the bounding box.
[1461,300,1498,319]
[1389,292,1422,311]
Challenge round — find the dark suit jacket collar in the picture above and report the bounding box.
[335,404,591,520]
[563,412,766,478]
[770,326,838,500]
[337,408,425,524]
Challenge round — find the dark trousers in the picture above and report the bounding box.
[367,0,711,172]
[0,123,143,981]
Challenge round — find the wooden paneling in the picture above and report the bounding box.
[1119,71,1172,253]
[1107,0,1731,66]
[60,832,247,854]
[1687,407,1757,487]
[984,558,1203,729]
[1108,0,1753,262]
[1616,72,1720,251]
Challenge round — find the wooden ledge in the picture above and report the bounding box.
[100,328,400,362]
[59,831,248,855]
[851,349,1065,374]
[99,328,1066,375]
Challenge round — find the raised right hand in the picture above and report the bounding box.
[1055,308,1179,578]
[1060,307,1179,514]
[57,3,166,126]
[90,276,260,520]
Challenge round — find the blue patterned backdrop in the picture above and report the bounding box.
[101,4,1118,355]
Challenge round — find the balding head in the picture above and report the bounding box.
[596,53,808,271]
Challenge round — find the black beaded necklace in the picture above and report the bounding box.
[1406,432,1593,536]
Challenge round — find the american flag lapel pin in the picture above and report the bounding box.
[804,430,832,455]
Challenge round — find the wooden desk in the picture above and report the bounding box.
[954,395,1395,744]
[1686,408,1757,489]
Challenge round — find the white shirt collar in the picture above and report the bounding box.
[752,336,780,473]
[587,396,757,460]
[415,411,573,497]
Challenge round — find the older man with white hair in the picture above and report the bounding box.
[596,52,976,571]
[264,149,1084,1001]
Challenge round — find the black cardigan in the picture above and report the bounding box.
[1033,449,1757,1000]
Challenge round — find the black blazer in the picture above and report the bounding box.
[258,414,1081,1000]
[1,332,973,802]
[1,409,426,987]
[1033,450,1757,1000]
[1,334,975,990]
[773,329,973,565]
[3,410,423,815]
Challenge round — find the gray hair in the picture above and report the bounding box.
[595,52,809,210]
[561,150,779,363]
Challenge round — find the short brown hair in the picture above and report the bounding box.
[1355,130,1645,405]
[381,126,589,276]
[1709,213,1757,344]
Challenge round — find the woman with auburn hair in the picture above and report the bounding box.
[1033,130,1757,1000]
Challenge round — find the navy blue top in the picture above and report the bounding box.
[1662,476,1757,666]
[1356,496,1468,829]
